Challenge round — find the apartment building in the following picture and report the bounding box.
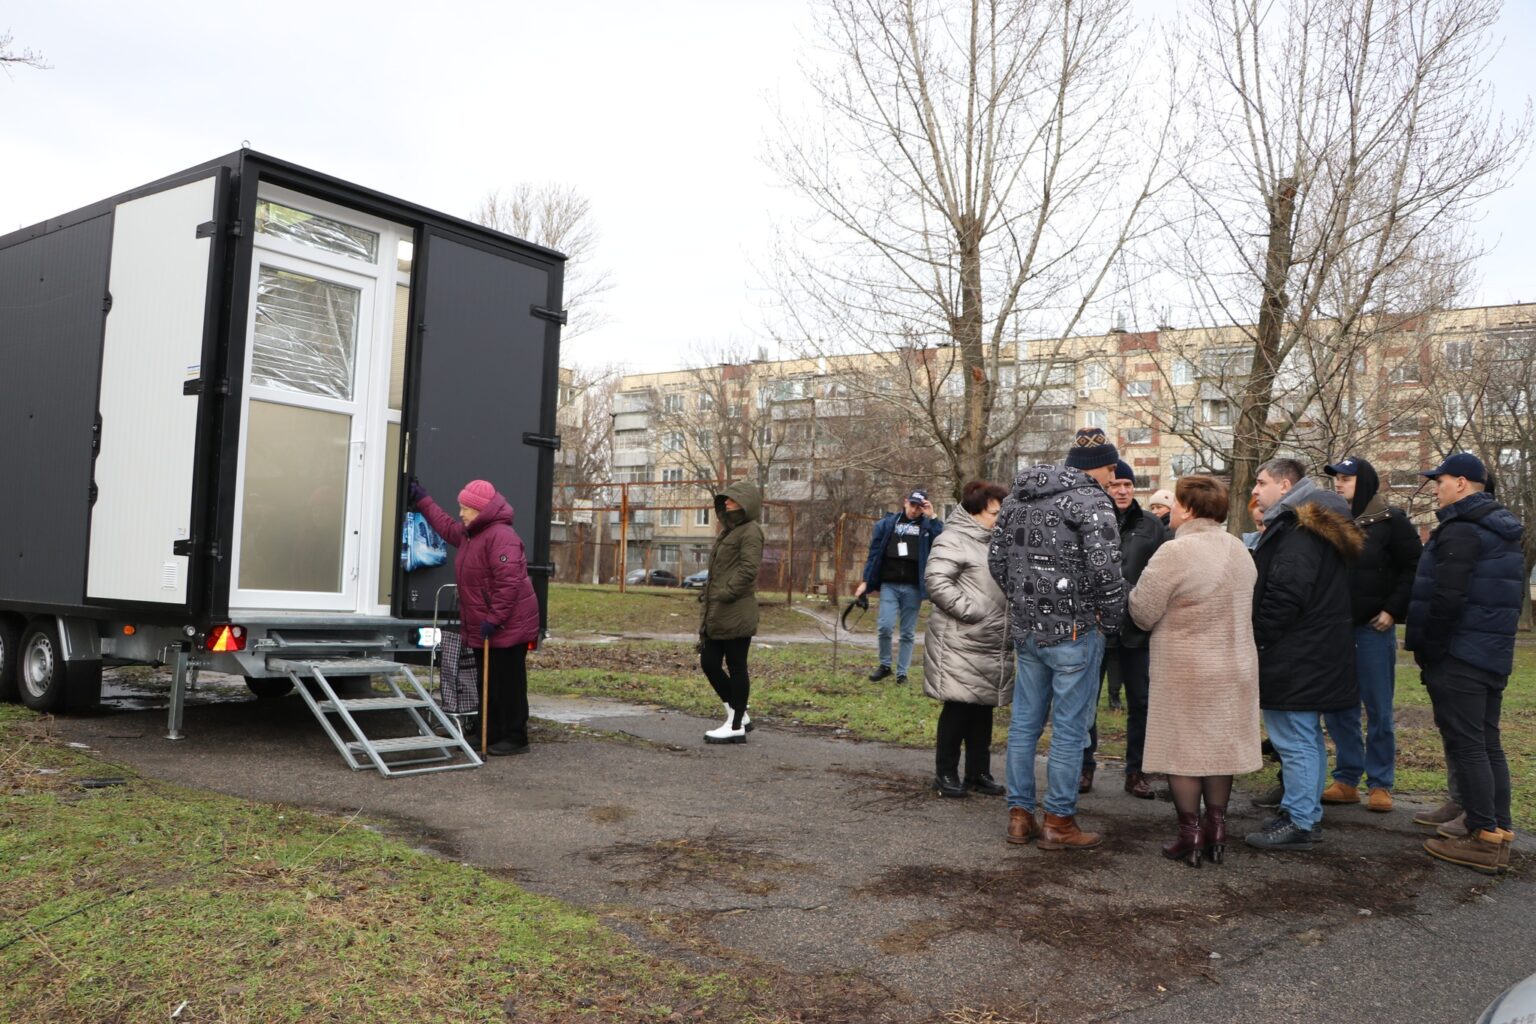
[607,302,1536,575]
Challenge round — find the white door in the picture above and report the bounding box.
[229,253,377,611]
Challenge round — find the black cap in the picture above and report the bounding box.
[1422,452,1487,483]
[1323,457,1361,477]
[907,489,928,504]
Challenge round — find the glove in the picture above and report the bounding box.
[480,621,500,640]
[407,477,427,506]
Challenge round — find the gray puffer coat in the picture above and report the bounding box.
[922,508,1014,707]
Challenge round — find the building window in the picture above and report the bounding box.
[1170,452,1197,477]
[691,545,710,566]
[1443,339,1475,371]
[1174,404,1195,429]
[656,544,680,563]
[1443,394,1470,428]
[663,432,685,452]
[660,509,681,527]
[1202,400,1233,426]
[663,393,685,413]
[1080,362,1106,392]
[1133,474,1153,489]
[662,468,684,483]
[698,392,714,410]
[1389,361,1421,385]
[1171,358,1195,386]
[695,508,710,526]
[1389,470,1421,489]
[776,466,803,482]
[1388,416,1420,437]
[696,430,714,450]
[1083,410,1107,430]
[1126,380,1152,398]
[1124,427,1152,445]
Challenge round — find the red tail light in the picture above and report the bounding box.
[206,624,247,652]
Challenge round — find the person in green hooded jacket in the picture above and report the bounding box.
[699,479,765,744]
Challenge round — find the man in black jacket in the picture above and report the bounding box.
[1082,460,1169,797]
[1245,458,1362,851]
[1319,457,1423,814]
[1406,453,1522,875]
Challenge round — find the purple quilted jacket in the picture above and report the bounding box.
[417,491,540,648]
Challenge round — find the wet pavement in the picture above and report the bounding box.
[48,666,1536,1023]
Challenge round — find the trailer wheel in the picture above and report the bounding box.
[245,678,294,699]
[18,621,101,712]
[0,616,22,702]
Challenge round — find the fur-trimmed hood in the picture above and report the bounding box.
[1294,500,1365,561]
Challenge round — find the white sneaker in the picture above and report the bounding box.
[723,702,754,732]
[704,722,747,744]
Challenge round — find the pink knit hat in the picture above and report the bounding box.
[458,480,496,511]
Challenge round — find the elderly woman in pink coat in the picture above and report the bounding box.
[1128,476,1262,867]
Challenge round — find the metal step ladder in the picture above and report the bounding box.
[272,657,483,777]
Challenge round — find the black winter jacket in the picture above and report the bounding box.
[1348,497,1423,626]
[1252,483,1364,712]
[1404,492,1525,678]
[1113,500,1171,649]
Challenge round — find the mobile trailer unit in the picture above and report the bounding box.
[0,150,564,762]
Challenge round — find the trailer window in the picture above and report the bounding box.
[252,267,360,401]
[256,200,379,264]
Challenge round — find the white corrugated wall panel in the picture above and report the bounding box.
[86,177,217,605]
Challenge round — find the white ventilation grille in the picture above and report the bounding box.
[160,562,179,591]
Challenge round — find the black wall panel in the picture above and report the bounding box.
[404,231,554,620]
[0,215,112,607]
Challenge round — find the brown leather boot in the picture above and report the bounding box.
[1124,770,1155,800]
[1006,807,1039,845]
[1162,811,1204,867]
[1039,812,1102,850]
[1203,804,1228,865]
[1424,829,1504,876]
[1498,829,1515,874]
[1412,800,1463,827]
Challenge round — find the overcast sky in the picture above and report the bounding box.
[4,1,1532,375]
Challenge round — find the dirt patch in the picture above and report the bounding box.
[589,805,634,824]
[827,765,939,810]
[589,829,815,896]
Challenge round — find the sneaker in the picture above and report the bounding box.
[1424,830,1504,876]
[1367,787,1393,813]
[1413,800,1463,827]
[1251,783,1284,808]
[704,723,747,745]
[868,665,893,682]
[1244,812,1315,851]
[1321,781,1360,804]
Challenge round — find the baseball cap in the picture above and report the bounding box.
[1323,457,1361,477]
[1422,452,1487,483]
[907,489,929,504]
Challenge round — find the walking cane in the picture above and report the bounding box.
[480,636,491,756]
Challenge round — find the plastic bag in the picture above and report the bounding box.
[402,511,448,571]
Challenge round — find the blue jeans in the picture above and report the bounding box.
[1006,631,1105,818]
[1324,624,1397,790]
[1264,709,1328,830]
[876,582,922,676]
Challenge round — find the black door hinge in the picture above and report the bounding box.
[183,378,229,397]
[196,220,243,239]
[173,539,222,559]
[102,291,113,313]
[531,305,568,325]
[522,432,562,450]
[527,563,556,576]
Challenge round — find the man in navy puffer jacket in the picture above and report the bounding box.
[1405,453,1523,875]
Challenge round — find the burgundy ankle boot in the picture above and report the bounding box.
[1203,805,1228,865]
[1162,811,1204,868]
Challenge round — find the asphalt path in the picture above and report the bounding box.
[49,670,1536,1024]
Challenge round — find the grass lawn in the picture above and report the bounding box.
[0,706,804,1024]
[546,583,930,640]
[530,640,1536,829]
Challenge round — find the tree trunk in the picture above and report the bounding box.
[955,219,988,499]
[1228,176,1298,532]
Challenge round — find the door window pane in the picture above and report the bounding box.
[252,267,360,400]
[239,401,350,594]
[255,200,379,263]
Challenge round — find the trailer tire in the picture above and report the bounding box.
[245,678,295,699]
[17,621,100,712]
[0,615,23,702]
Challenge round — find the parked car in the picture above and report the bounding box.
[625,569,680,588]
[682,570,709,589]
[1480,969,1536,1023]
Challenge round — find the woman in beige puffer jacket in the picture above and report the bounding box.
[923,481,1014,798]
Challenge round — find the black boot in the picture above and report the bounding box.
[934,773,968,798]
[965,772,1006,796]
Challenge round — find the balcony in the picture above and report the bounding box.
[613,411,650,432]
[612,449,652,468]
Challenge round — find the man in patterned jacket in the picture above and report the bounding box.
[989,427,1127,851]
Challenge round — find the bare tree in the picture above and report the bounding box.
[0,30,47,73]
[1422,316,1536,624]
[473,184,614,338]
[1172,0,1530,528]
[555,364,620,491]
[770,0,1176,499]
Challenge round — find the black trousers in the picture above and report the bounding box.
[935,700,995,778]
[1085,645,1150,773]
[1424,656,1511,834]
[701,636,751,728]
[472,643,529,747]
